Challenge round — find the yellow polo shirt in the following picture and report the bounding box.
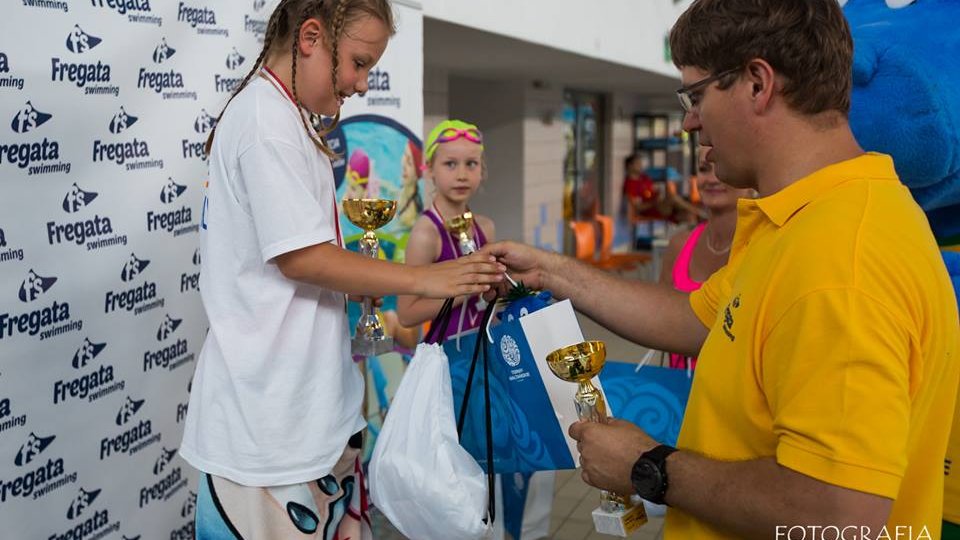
[945,399,960,525]
[664,153,960,539]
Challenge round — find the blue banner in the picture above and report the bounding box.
[600,362,693,447]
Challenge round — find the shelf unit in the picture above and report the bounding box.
[632,113,693,186]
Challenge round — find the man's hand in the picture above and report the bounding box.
[570,419,659,496]
[414,252,505,298]
[478,241,549,290]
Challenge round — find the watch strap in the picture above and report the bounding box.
[641,444,677,469]
[639,444,677,505]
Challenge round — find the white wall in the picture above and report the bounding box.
[421,0,692,78]
[522,85,566,250]
[448,76,527,243]
[607,93,637,225]
[424,66,450,144]
[422,66,450,211]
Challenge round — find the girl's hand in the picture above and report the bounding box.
[415,252,505,298]
[348,295,383,307]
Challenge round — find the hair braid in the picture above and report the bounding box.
[329,0,348,101]
[290,2,337,158]
[205,0,293,156]
[310,0,348,148]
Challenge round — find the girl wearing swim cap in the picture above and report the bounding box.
[397,119,495,336]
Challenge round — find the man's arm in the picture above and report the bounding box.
[666,453,891,539]
[482,242,708,357]
[572,420,892,540]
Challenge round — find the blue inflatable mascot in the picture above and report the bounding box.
[841,0,960,536]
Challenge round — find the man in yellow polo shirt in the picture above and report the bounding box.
[482,0,959,537]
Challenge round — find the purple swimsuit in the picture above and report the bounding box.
[424,207,488,340]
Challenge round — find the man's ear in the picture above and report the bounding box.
[744,58,777,113]
[298,18,326,56]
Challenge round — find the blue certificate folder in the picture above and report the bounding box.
[448,323,693,473]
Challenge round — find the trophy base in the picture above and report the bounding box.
[351,336,393,357]
[591,503,648,537]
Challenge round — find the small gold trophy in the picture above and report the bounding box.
[546,341,648,537]
[446,211,487,310]
[342,198,397,356]
[445,211,477,255]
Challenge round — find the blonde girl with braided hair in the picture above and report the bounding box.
[180,1,504,537]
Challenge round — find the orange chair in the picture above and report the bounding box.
[569,220,596,263]
[688,176,701,205]
[594,214,651,271]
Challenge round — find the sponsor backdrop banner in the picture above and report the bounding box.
[0,1,422,538]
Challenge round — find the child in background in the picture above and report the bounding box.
[179,3,503,538]
[397,119,496,335]
[624,152,705,229]
[623,153,666,220]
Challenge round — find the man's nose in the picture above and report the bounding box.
[682,110,701,133]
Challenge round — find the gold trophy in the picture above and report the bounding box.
[446,211,489,310]
[342,198,397,356]
[546,341,648,537]
[445,211,477,255]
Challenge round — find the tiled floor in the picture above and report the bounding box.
[371,265,662,539]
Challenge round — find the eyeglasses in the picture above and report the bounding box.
[676,67,741,113]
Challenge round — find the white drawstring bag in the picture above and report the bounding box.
[369,341,491,540]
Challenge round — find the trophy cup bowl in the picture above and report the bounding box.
[546,340,608,424]
[342,198,397,231]
[445,211,477,255]
[546,340,647,536]
[342,198,397,356]
[546,340,606,382]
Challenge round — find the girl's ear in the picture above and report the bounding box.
[299,17,325,56]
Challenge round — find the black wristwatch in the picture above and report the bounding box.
[631,444,678,505]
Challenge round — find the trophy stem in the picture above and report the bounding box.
[575,380,607,423]
[351,228,392,356]
[458,232,477,255]
[360,231,379,257]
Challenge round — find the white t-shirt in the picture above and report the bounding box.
[179,73,366,487]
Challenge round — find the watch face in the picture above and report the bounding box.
[631,460,664,499]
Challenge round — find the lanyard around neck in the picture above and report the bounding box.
[261,66,296,105]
